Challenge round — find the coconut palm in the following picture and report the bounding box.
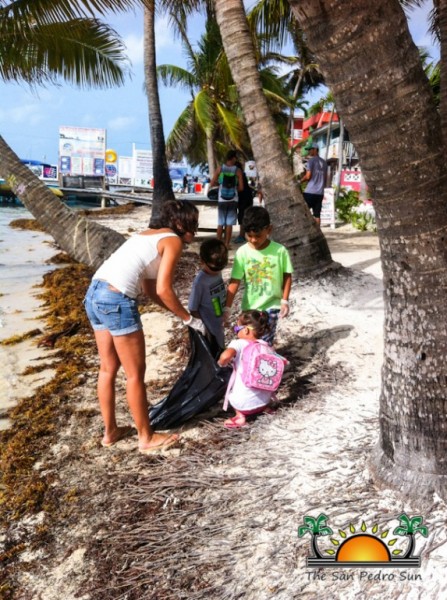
[158,17,247,176]
[143,1,175,223]
[0,0,142,268]
[298,514,333,558]
[213,0,332,275]
[393,514,429,558]
[160,15,292,173]
[248,1,324,138]
[288,0,447,498]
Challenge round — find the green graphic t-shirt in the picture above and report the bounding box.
[231,240,293,311]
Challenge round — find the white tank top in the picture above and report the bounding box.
[93,231,178,299]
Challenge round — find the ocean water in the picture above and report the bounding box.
[0,204,56,426]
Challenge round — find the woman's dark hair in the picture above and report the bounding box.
[238,310,271,338]
[242,206,270,233]
[152,200,199,237]
[200,238,228,271]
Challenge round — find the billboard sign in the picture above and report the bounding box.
[59,126,106,176]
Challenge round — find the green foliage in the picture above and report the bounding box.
[335,188,362,222]
[350,212,376,232]
[0,0,131,88]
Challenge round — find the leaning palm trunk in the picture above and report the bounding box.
[144,3,175,223]
[290,0,447,497]
[0,137,125,270]
[213,0,332,276]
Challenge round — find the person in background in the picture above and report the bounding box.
[84,200,203,455]
[188,238,228,351]
[234,161,254,243]
[300,142,327,227]
[209,150,243,248]
[224,206,293,346]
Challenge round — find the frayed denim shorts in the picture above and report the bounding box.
[84,279,142,336]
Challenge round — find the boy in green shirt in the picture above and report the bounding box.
[224,206,293,345]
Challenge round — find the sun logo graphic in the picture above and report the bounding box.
[298,513,428,568]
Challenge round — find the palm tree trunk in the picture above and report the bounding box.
[290,0,447,497]
[144,2,175,223]
[438,0,447,147]
[213,0,332,276]
[206,131,217,178]
[0,136,124,270]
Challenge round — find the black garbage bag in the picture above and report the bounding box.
[149,327,232,430]
[207,186,219,201]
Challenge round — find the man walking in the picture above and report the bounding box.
[301,143,327,226]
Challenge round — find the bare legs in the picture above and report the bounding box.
[216,224,233,248]
[94,329,178,451]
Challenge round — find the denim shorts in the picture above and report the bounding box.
[217,202,238,226]
[84,279,142,336]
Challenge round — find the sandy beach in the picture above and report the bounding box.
[2,204,447,599]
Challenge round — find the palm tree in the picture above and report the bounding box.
[288,0,447,497]
[393,514,429,558]
[143,1,175,223]
[298,514,333,558]
[0,0,140,268]
[159,16,291,173]
[158,17,247,176]
[248,1,324,138]
[213,0,332,275]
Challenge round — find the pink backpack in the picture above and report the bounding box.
[224,341,288,410]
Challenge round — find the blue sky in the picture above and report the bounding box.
[0,2,438,166]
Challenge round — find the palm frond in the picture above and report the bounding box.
[0,0,138,25]
[157,64,195,91]
[193,88,215,134]
[0,17,129,87]
[215,102,244,148]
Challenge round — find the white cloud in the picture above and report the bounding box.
[0,103,45,126]
[107,116,136,130]
[124,33,144,66]
[155,15,175,49]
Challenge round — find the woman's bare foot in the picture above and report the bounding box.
[138,433,180,454]
[101,425,134,447]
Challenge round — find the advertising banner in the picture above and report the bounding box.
[321,187,336,229]
[133,149,153,188]
[59,126,106,176]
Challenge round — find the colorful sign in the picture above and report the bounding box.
[59,126,106,176]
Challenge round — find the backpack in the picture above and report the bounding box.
[219,165,237,200]
[223,341,288,410]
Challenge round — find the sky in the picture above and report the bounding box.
[0,2,439,167]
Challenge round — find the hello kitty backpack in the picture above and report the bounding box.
[223,341,288,410]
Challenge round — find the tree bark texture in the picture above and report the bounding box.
[290,0,447,496]
[213,0,333,276]
[144,2,175,223]
[0,137,125,271]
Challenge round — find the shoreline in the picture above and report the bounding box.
[2,207,447,599]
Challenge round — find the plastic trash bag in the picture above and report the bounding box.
[149,327,232,430]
